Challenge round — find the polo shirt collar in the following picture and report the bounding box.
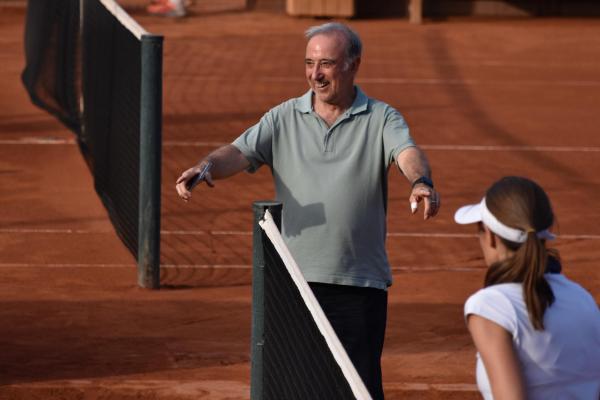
[296,89,313,113]
[349,86,369,115]
[295,85,369,115]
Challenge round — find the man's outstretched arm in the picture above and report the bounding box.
[175,144,250,202]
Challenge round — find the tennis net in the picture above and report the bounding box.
[22,0,162,287]
[252,203,372,400]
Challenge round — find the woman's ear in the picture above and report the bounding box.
[484,225,498,249]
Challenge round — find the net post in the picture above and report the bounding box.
[138,34,163,289]
[251,201,282,400]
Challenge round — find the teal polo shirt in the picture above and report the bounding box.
[233,86,415,289]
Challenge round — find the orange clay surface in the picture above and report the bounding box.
[1,3,599,399]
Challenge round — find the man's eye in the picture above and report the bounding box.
[321,61,333,68]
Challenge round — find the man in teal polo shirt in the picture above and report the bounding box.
[176,22,440,399]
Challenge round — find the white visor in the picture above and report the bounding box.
[454,198,555,243]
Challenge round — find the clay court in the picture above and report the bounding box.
[1,1,599,399]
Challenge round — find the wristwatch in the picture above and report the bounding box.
[412,176,434,189]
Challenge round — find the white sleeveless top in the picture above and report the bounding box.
[464,274,600,400]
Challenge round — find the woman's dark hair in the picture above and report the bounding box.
[484,176,557,330]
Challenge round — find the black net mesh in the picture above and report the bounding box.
[80,0,141,256]
[262,237,357,400]
[21,0,81,133]
[22,0,146,258]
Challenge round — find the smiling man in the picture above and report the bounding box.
[175,22,440,399]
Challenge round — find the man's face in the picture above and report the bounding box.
[305,33,358,106]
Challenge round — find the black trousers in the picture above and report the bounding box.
[309,282,388,400]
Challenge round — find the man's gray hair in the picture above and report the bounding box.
[305,22,362,64]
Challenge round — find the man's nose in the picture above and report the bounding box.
[310,64,323,80]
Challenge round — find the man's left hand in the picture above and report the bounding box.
[410,184,440,220]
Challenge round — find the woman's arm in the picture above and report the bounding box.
[467,314,527,400]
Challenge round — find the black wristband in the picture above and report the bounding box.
[412,176,434,189]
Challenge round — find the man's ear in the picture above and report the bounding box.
[351,57,361,73]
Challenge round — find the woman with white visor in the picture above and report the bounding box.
[455,176,600,400]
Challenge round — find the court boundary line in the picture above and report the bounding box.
[2,380,478,392]
[164,75,600,87]
[3,138,600,152]
[0,263,482,271]
[385,382,478,391]
[1,228,598,240]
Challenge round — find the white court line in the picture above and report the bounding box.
[163,140,228,147]
[358,77,600,87]
[0,228,251,236]
[161,230,252,236]
[386,382,478,392]
[0,263,135,268]
[0,228,112,234]
[161,264,251,269]
[3,380,477,392]
[3,138,600,153]
[0,137,77,145]
[0,263,482,271]
[165,142,600,152]
[0,139,225,147]
[170,75,600,87]
[421,144,600,152]
[391,265,483,272]
[1,228,599,240]
[0,263,246,269]
[387,233,476,238]
[368,59,600,69]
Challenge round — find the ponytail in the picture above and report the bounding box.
[484,233,555,330]
[519,232,554,330]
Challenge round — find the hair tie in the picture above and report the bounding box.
[456,198,556,242]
